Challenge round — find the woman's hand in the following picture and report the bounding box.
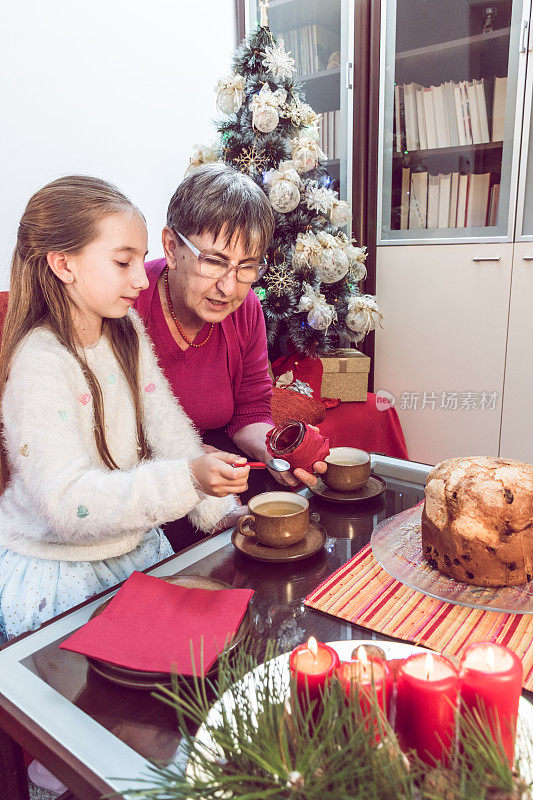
[266,425,328,488]
[190,452,249,497]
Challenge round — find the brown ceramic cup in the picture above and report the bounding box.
[236,491,309,547]
[323,447,371,491]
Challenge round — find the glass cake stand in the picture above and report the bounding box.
[371,505,533,614]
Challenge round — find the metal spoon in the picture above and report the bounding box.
[231,458,291,472]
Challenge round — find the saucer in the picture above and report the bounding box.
[309,474,386,503]
[85,574,251,690]
[231,522,326,563]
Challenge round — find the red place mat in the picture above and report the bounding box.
[61,571,253,676]
[305,544,533,690]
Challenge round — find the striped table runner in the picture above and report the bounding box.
[305,544,533,691]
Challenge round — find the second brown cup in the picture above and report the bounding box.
[237,491,309,547]
[323,447,371,492]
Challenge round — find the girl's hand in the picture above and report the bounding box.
[211,503,249,534]
[190,452,249,497]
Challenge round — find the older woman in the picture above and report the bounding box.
[135,164,326,522]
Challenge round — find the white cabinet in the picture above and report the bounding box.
[375,244,512,463]
[375,0,533,464]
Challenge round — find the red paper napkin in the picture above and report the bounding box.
[60,571,254,676]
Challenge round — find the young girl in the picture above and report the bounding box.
[0,175,250,645]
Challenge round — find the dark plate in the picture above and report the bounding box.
[86,574,251,690]
[309,474,387,503]
[231,522,326,563]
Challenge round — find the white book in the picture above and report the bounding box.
[427,174,440,228]
[453,82,467,146]
[467,81,482,144]
[492,76,507,141]
[438,174,452,228]
[444,81,459,147]
[488,183,500,226]
[404,82,420,150]
[449,172,460,227]
[394,84,402,153]
[409,171,428,229]
[466,172,491,227]
[416,88,428,150]
[475,79,490,143]
[457,173,469,227]
[334,109,340,158]
[422,87,437,149]
[459,81,473,145]
[432,84,449,148]
[401,167,410,230]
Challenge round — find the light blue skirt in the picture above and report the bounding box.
[0,528,173,643]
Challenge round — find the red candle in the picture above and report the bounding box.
[460,642,523,766]
[337,645,392,741]
[396,652,459,765]
[289,637,340,705]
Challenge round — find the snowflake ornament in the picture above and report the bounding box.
[265,262,297,296]
[304,182,337,215]
[261,42,297,81]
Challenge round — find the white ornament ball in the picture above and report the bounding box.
[269,179,301,213]
[307,304,333,330]
[346,308,371,333]
[253,106,279,133]
[216,88,243,115]
[292,147,318,174]
[351,261,367,281]
[330,201,352,226]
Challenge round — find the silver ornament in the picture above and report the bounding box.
[269,179,301,213]
[216,88,243,114]
[252,106,279,133]
[307,303,334,330]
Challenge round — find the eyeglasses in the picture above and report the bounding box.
[176,231,268,284]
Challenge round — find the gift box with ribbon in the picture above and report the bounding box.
[320,348,370,402]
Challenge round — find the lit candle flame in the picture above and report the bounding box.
[307,636,318,661]
[424,652,434,680]
[486,645,495,672]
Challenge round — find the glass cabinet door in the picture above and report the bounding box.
[516,4,533,238]
[247,0,353,203]
[379,0,529,243]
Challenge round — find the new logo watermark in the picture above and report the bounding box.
[375,390,499,412]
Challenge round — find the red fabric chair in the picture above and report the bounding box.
[271,353,408,460]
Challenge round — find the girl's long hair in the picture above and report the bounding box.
[0,175,149,489]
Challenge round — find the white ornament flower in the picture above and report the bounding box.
[185,142,220,176]
[215,74,246,114]
[285,97,320,129]
[305,182,337,215]
[261,42,297,81]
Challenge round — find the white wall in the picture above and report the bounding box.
[0,0,236,288]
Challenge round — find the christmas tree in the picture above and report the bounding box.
[189,6,381,359]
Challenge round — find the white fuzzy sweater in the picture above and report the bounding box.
[0,312,237,561]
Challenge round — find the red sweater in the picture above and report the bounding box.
[135,259,273,437]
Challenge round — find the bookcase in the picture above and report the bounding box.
[245,0,353,203]
[374,0,533,464]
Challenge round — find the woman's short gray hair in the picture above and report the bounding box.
[166,163,275,256]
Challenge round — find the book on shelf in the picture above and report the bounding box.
[492,76,507,141]
[465,172,491,227]
[399,170,496,231]
[400,167,410,229]
[488,183,500,226]
[319,110,341,159]
[409,171,428,229]
[416,88,428,150]
[394,77,496,152]
[449,172,459,227]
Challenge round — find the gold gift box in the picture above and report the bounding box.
[320,348,370,402]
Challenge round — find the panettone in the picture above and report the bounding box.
[421,456,533,587]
